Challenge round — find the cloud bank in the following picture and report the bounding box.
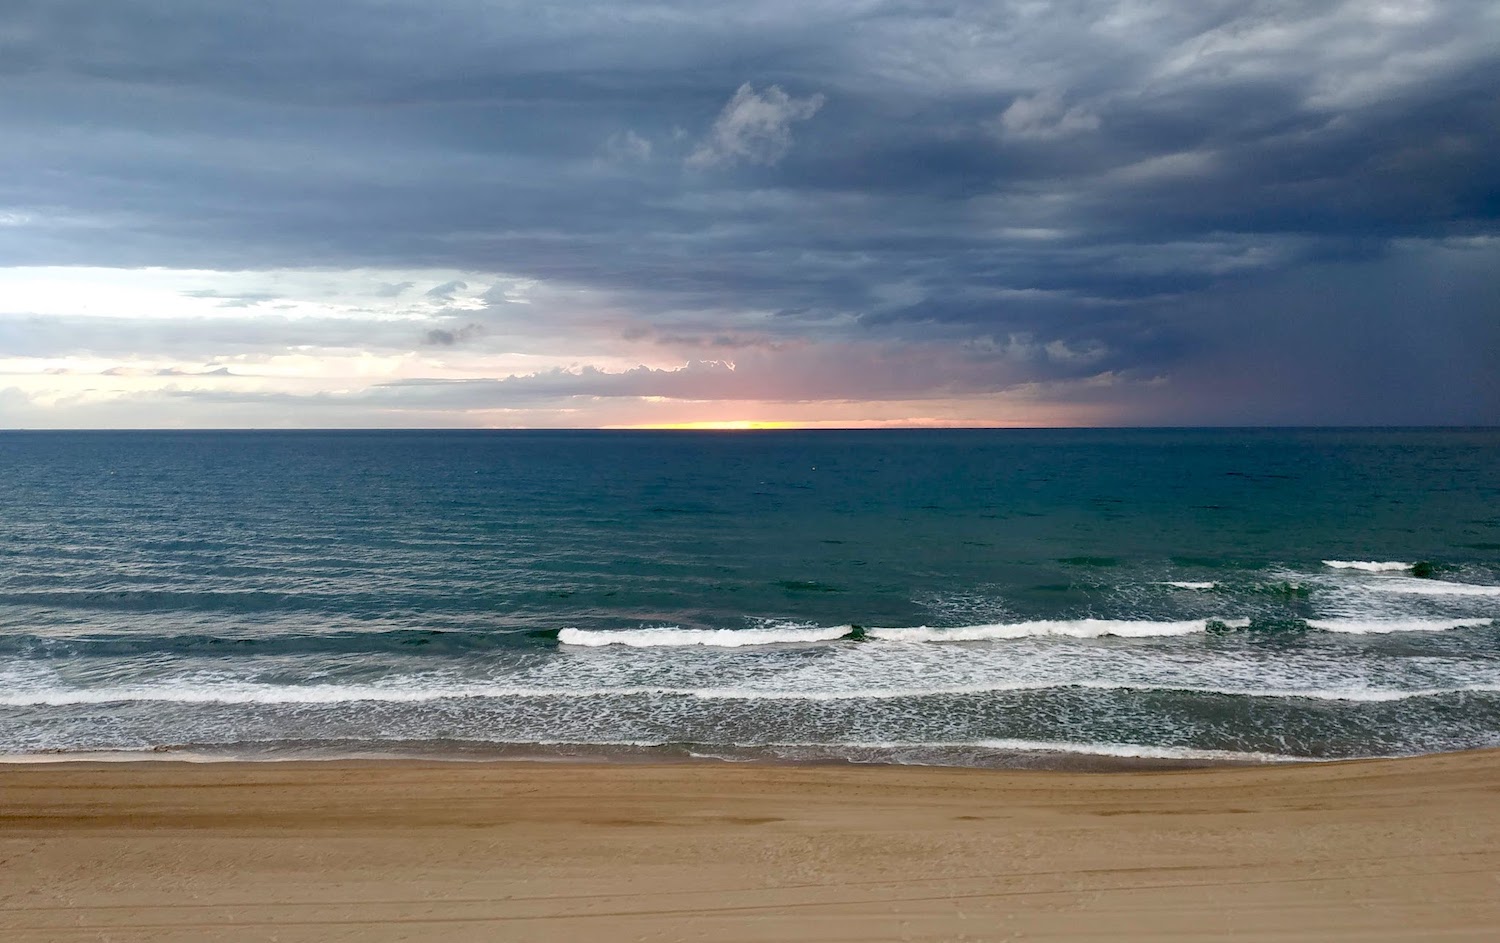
[0,0,1496,427]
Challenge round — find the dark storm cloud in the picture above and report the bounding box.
[423,280,468,303]
[1,1,1497,422]
[150,336,1137,413]
[423,322,485,347]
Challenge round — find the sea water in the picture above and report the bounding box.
[1,428,1497,766]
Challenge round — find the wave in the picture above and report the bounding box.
[1363,579,1500,597]
[559,619,1252,648]
[700,738,1315,765]
[0,683,486,707]
[1323,560,1413,572]
[1157,581,1218,590]
[7,679,1496,707]
[0,628,530,659]
[557,625,853,648]
[0,589,340,614]
[8,611,1488,663]
[865,618,1250,642]
[930,739,1312,764]
[1305,617,1495,634]
[0,738,1318,766]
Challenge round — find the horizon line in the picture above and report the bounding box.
[2,424,1497,434]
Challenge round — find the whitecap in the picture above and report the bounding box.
[5,676,1499,708]
[557,625,852,648]
[1362,579,1500,597]
[866,618,1249,642]
[1306,617,1494,634]
[1323,560,1413,572]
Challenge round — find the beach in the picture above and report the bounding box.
[2,750,1498,941]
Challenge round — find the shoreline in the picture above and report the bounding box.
[0,737,1337,771]
[3,749,1497,941]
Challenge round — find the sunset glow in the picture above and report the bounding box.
[1,3,1495,428]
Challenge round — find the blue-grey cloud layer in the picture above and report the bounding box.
[2,0,1497,424]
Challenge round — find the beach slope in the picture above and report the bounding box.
[2,750,1498,941]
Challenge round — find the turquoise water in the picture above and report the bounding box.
[1,428,1498,765]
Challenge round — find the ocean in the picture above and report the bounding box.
[1,428,1497,767]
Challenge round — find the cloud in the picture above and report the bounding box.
[687,83,826,168]
[99,365,233,377]
[180,289,283,308]
[424,279,468,302]
[423,322,484,347]
[604,130,653,163]
[0,1,1495,427]
[994,90,1100,140]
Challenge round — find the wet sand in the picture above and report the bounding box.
[2,749,1498,941]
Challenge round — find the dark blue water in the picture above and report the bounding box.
[1,429,1498,765]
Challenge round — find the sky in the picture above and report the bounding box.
[1,0,1497,429]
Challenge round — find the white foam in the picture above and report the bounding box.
[0,683,471,707]
[866,618,1250,642]
[1242,685,1500,702]
[1323,560,1413,572]
[968,739,1313,763]
[0,749,256,765]
[1158,581,1218,590]
[1363,579,1500,597]
[0,738,1333,766]
[557,625,852,648]
[558,618,1255,647]
[5,675,1499,708]
[1306,617,1495,634]
[688,681,1500,704]
[670,682,1060,700]
[771,739,1314,764]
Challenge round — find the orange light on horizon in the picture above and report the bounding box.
[608,420,804,430]
[601,418,1047,431]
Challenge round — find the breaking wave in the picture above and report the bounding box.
[1323,560,1413,572]
[1305,617,1494,634]
[555,613,1498,648]
[6,677,1497,707]
[1365,579,1500,597]
[865,619,1250,642]
[557,625,853,648]
[560,619,1253,647]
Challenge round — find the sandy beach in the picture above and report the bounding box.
[1,750,1498,942]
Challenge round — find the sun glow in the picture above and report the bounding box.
[617,420,807,430]
[603,417,1047,430]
